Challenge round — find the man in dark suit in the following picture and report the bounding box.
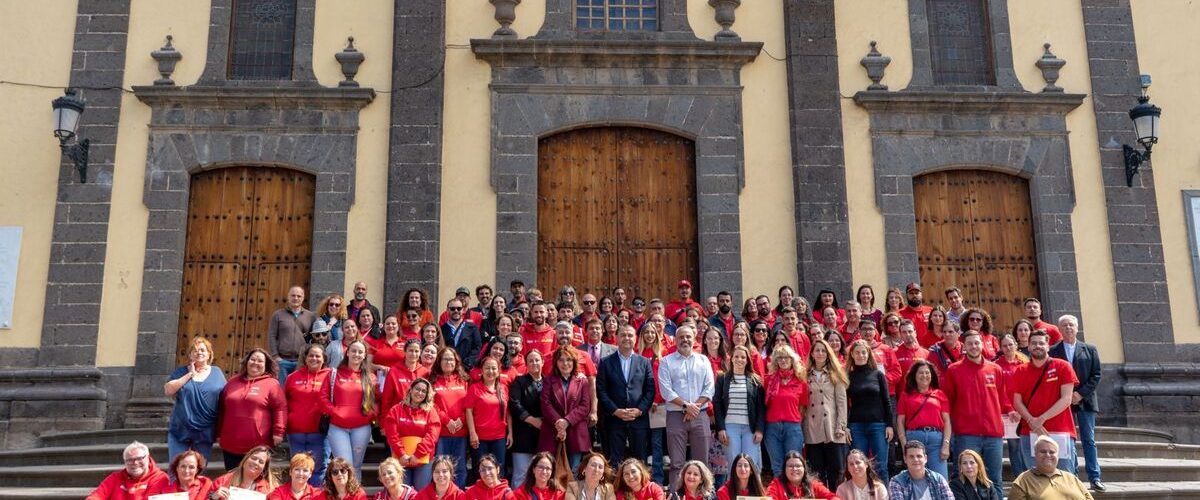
[577,318,617,367]
[441,298,482,368]
[1049,314,1104,492]
[596,323,656,466]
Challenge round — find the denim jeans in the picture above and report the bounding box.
[511,452,534,488]
[167,431,214,464]
[849,422,890,483]
[437,436,469,487]
[1020,434,1076,474]
[648,428,667,485]
[1076,409,1102,481]
[1007,438,1029,476]
[289,432,328,486]
[907,429,947,478]
[277,358,298,385]
[953,434,1004,499]
[476,439,507,476]
[723,423,763,471]
[765,421,805,478]
[328,423,372,480]
[407,463,432,490]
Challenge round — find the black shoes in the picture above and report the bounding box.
[1091,480,1107,492]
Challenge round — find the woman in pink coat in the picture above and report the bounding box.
[538,346,593,470]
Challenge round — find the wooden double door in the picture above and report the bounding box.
[914,170,1040,332]
[537,127,699,302]
[176,167,314,375]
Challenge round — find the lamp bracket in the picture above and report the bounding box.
[60,138,90,183]
[1124,144,1151,187]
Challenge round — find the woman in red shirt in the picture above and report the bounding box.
[218,348,286,470]
[765,452,837,500]
[763,345,809,479]
[421,343,440,370]
[402,309,424,341]
[670,461,716,500]
[212,446,278,498]
[470,338,519,384]
[414,456,466,500]
[375,457,418,500]
[465,356,510,473]
[432,348,471,487]
[147,450,214,499]
[895,359,951,478]
[701,329,728,381]
[399,288,435,331]
[370,316,407,370]
[268,453,320,500]
[321,340,378,480]
[382,339,429,419]
[728,323,766,376]
[286,345,331,486]
[464,454,512,500]
[383,378,443,490]
[321,457,369,500]
[514,452,565,500]
[637,323,669,484]
[715,454,765,500]
[995,333,1029,474]
[614,459,664,500]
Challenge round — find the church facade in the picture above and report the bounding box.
[0,0,1198,447]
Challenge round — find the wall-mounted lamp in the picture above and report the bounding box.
[1124,74,1161,187]
[51,88,90,183]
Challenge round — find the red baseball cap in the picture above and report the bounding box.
[678,280,692,288]
[906,282,922,292]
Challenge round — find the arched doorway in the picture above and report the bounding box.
[913,170,1039,331]
[537,127,699,301]
[176,166,315,375]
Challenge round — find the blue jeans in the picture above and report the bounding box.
[437,437,469,487]
[907,429,947,478]
[1007,438,1029,476]
[849,422,890,483]
[648,428,666,485]
[723,423,763,471]
[167,431,214,464]
[289,432,328,486]
[328,424,372,480]
[278,358,298,385]
[765,422,805,478]
[407,463,432,490]
[511,452,534,488]
[953,435,1004,499]
[1076,409,1102,481]
[1020,434,1076,474]
[476,439,507,476]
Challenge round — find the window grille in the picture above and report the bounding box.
[575,0,658,31]
[228,0,297,80]
[927,0,995,86]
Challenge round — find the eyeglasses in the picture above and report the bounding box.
[124,455,148,464]
[313,331,329,337]
[632,302,645,307]
[886,321,899,326]
[535,465,553,472]
[328,302,341,307]
[969,317,983,322]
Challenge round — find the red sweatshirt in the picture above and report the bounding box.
[623,482,665,500]
[787,330,811,358]
[213,472,274,494]
[870,341,903,396]
[147,474,214,500]
[716,484,753,500]
[381,362,431,420]
[320,489,370,500]
[86,457,168,500]
[764,370,810,423]
[218,374,287,454]
[414,482,467,500]
[464,480,513,500]
[765,478,837,500]
[513,486,565,500]
[520,323,556,358]
[942,358,1012,438]
[286,366,331,434]
[382,403,443,462]
[433,374,470,438]
[1032,320,1063,345]
[320,367,379,429]
[268,483,322,499]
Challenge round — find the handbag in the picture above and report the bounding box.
[319,370,337,434]
[554,441,573,487]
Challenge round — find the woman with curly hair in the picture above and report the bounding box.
[614,459,665,500]
[323,457,369,500]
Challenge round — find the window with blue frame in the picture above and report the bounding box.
[575,0,658,31]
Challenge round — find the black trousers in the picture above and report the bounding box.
[806,442,849,487]
[604,420,650,467]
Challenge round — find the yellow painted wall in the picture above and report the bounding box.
[437,0,799,304]
[1132,0,1200,346]
[95,0,396,366]
[0,2,78,349]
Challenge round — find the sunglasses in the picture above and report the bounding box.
[448,307,463,311]
[753,328,768,333]
[313,331,329,337]
[633,302,645,307]
[331,469,350,476]
[583,301,596,305]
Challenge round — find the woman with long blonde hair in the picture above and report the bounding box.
[805,338,849,486]
[763,345,808,478]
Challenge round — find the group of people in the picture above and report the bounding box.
[88,279,1105,500]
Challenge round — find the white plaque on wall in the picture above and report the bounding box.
[0,227,19,329]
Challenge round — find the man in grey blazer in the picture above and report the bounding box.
[578,317,617,367]
[1049,314,1104,492]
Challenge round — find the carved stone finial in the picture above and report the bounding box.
[490,0,522,38]
[1036,42,1067,93]
[709,0,742,41]
[335,36,365,87]
[151,35,182,86]
[860,41,892,91]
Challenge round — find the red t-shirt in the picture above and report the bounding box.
[764,370,809,423]
[624,482,666,500]
[433,375,469,437]
[413,483,466,500]
[765,478,837,500]
[463,382,507,440]
[1032,320,1063,345]
[267,483,321,500]
[285,366,331,434]
[978,333,1000,361]
[897,388,949,429]
[369,337,407,371]
[899,305,933,347]
[520,323,556,358]
[1012,358,1078,437]
[894,344,929,394]
[787,330,811,358]
[994,354,1027,404]
[942,359,1011,438]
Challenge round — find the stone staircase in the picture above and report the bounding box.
[1,427,1199,499]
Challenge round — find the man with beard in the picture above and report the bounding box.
[471,285,494,316]
[1013,329,1078,473]
[520,302,556,358]
[943,286,968,325]
[894,320,929,393]
[942,331,1012,498]
[629,296,648,329]
[928,322,964,378]
[779,307,811,358]
[442,298,483,367]
[707,290,738,337]
[557,302,585,344]
[1024,298,1063,345]
[86,441,167,500]
[346,281,380,328]
[597,324,656,466]
[755,295,777,327]
[657,325,715,490]
[1050,314,1105,491]
[898,283,933,350]
[666,280,702,324]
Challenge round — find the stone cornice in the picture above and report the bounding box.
[470,38,762,68]
[854,90,1086,115]
[133,85,376,110]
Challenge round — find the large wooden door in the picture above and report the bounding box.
[914,170,1039,332]
[538,127,699,301]
[176,167,314,375]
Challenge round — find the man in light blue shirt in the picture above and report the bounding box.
[657,325,714,490]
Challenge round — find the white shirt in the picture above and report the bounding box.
[657,350,715,411]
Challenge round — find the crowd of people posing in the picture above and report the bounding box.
[87,279,1104,500]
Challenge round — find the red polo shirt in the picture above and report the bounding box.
[894,343,929,393]
[897,388,949,429]
[463,382,507,440]
[942,358,1011,438]
[899,305,933,347]
[1032,320,1063,345]
[1012,357,1078,437]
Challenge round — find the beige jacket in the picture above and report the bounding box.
[565,481,616,500]
[805,368,848,444]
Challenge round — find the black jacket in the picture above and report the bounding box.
[950,478,1000,500]
[441,320,483,368]
[713,372,766,433]
[596,351,655,428]
[1049,340,1102,412]
[508,373,545,454]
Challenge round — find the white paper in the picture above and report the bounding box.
[1028,432,1072,458]
[649,405,667,429]
[0,227,20,329]
[1003,417,1019,439]
[149,494,189,500]
[228,487,268,500]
